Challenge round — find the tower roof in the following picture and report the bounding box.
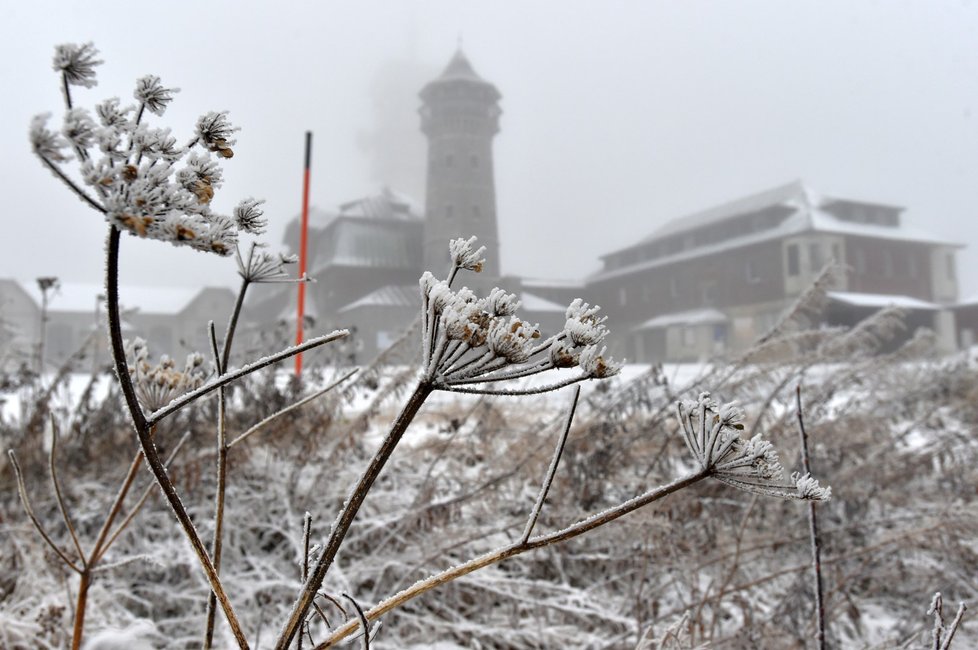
[420,48,500,102]
[439,48,483,82]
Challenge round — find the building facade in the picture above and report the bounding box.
[267,51,967,365]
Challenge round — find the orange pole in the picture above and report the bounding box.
[295,131,312,375]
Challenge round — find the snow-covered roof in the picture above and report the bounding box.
[337,187,422,221]
[520,277,586,290]
[17,281,206,314]
[827,291,939,310]
[955,293,978,307]
[519,292,566,313]
[338,285,419,313]
[591,181,962,283]
[635,308,728,331]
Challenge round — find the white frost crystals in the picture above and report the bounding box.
[126,337,212,412]
[677,392,832,501]
[420,236,621,395]
[30,43,261,257]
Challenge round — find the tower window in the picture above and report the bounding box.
[470,154,479,168]
[472,205,481,218]
[445,204,454,219]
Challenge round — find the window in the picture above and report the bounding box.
[854,248,867,274]
[682,326,696,348]
[809,243,823,272]
[746,260,761,284]
[831,243,842,263]
[786,244,800,276]
[947,253,956,280]
[641,284,651,303]
[470,154,479,168]
[472,205,481,218]
[445,153,454,167]
[444,204,454,219]
[669,276,679,299]
[618,287,627,306]
[907,254,918,279]
[882,249,894,278]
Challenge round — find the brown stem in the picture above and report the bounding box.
[316,469,710,648]
[104,225,249,648]
[275,381,434,649]
[204,321,230,649]
[70,571,91,650]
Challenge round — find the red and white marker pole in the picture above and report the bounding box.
[295,131,312,376]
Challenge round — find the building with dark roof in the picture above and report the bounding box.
[267,50,967,365]
[586,180,963,361]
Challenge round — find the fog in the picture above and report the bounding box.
[2,0,977,297]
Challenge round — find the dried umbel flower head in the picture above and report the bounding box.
[233,198,267,235]
[133,75,178,116]
[235,241,306,283]
[418,236,621,394]
[53,42,102,89]
[676,392,831,501]
[31,43,263,257]
[126,338,212,412]
[449,236,486,273]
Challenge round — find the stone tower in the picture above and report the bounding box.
[419,49,502,278]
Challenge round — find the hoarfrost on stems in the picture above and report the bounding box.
[233,197,268,235]
[126,338,212,412]
[418,237,621,392]
[62,108,97,150]
[676,392,831,502]
[134,75,179,116]
[53,42,102,89]
[449,235,486,273]
[29,43,262,257]
[30,113,70,162]
[235,241,306,283]
[193,111,237,158]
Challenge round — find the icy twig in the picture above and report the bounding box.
[146,328,349,426]
[227,368,359,449]
[522,387,580,544]
[7,450,82,573]
[796,385,826,649]
[48,419,86,567]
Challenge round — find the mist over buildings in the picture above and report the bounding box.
[3,1,978,298]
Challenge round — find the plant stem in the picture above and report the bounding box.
[315,468,710,648]
[104,225,250,648]
[796,385,826,650]
[204,277,250,649]
[275,381,434,649]
[71,571,90,650]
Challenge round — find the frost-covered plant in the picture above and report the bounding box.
[676,392,830,501]
[14,42,349,650]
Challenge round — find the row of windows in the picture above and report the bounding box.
[444,204,484,219]
[440,153,480,168]
[785,242,842,276]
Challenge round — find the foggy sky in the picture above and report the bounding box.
[3,1,978,298]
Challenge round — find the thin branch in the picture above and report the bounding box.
[797,385,826,650]
[98,432,191,558]
[203,320,229,650]
[443,374,590,397]
[940,602,967,650]
[299,513,313,650]
[275,381,434,649]
[48,419,86,567]
[7,450,82,573]
[227,368,359,450]
[342,594,371,650]
[104,225,249,647]
[316,469,710,648]
[522,386,580,544]
[39,155,106,214]
[146,329,349,426]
